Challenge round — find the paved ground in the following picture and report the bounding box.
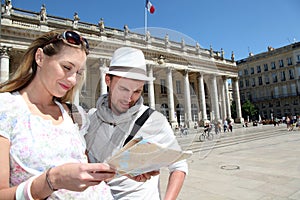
[160,124,300,200]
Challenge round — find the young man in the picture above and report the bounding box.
[85,47,188,200]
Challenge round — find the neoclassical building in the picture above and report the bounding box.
[237,44,300,120]
[0,3,243,127]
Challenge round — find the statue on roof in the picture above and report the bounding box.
[210,45,213,57]
[98,18,105,32]
[40,4,47,21]
[124,24,129,36]
[3,0,12,16]
[231,51,235,61]
[73,12,80,28]
[221,48,224,58]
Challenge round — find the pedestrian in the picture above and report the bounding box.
[228,120,233,132]
[85,47,188,200]
[0,30,116,199]
[223,119,228,132]
[286,116,291,131]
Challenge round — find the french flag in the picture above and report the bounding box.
[146,0,155,14]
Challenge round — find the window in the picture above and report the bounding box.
[264,75,269,84]
[238,70,243,76]
[282,85,287,97]
[244,69,249,75]
[271,62,276,69]
[251,78,256,87]
[287,57,292,66]
[272,73,278,83]
[274,86,279,98]
[263,64,268,71]
[289,69,295,80]
[280,71,286,81]
[258,76,263,85]
[245,79,249,87]
[241,93,245,101]
[239,80,244,88]
[257,65,261,73]
[279,59,284,67]
[297,55,300,63]
[160,79,167,94]
[250,67,254,74]
[246,91,251,100]
[291,83,297,95]
[191,104,198,122]
[176,80,181,94]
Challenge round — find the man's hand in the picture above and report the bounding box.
[127,170,160,182]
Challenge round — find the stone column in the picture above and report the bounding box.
[0,46,10,83]
[210,75,220,122]
[183,70,193,128]
[166,67,177,128]
[220,76,227,121]
[198,73,207,125]
[232,77,243,123]
[224,77,232,119]
[147,65,155,109]
[99,59,108,95]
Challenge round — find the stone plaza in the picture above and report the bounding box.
[160,124,300,200]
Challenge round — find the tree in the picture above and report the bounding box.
[241,100,257,121]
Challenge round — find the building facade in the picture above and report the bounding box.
[237,45,300,121]
[0,3,243,127]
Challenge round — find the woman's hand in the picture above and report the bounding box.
[50,163,116,191]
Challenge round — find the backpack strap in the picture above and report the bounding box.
[123,108,155,146]
[66,103,83,129]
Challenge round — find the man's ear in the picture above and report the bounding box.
[105,74,111,85]
[35,48,44,67]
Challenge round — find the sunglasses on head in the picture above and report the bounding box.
[46,30,89,50]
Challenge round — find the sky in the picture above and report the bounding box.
[8,0,300,60]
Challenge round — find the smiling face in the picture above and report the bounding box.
[105,75,144,115]
[35,45,86,98]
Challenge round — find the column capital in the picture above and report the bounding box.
[232,76,239,81]
[0,46,12,56]
[197,72,205,78]
[222,75,228,81]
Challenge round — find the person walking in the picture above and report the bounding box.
[0,30,115,200]
[85,47,188,200]
[223,119,228,132]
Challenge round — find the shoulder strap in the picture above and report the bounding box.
[66,103,83,129]
[123,107,155,146]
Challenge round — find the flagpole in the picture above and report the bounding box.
[144,6,148,40]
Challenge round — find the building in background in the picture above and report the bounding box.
[0,3,242,127]
[237,44,300,121]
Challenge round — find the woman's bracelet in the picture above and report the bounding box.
[45,168,58,191]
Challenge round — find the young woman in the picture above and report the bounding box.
[0,30,115,199]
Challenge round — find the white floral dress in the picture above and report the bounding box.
[0,92,112,200]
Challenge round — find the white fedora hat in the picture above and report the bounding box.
[106,47,155,81]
